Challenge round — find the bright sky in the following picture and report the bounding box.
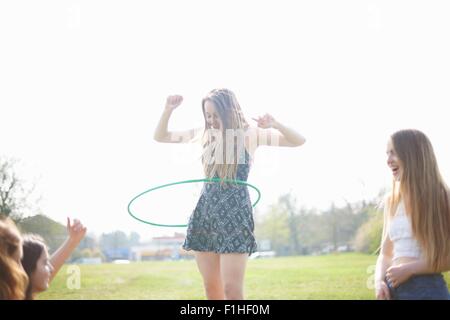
[1,1,450,241]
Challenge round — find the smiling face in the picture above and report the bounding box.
[386,139,402,181]
[30,247,54,293]
[203,100,222,131]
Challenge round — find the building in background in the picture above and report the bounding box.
[130,233,193,261]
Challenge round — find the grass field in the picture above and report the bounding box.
[39,253,450,300]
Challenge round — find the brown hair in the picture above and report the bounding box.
[0,218,28,300]
[389,129,450,272]
[21,234,47,300]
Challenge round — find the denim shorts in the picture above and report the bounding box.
[387,274,450,300]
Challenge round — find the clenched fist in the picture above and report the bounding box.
[165,95,183,111]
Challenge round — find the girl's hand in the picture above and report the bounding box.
[375,280,391,300]
[165,95,183,111]
[252,113,277,129]
[67,217,87,245]
[386,264,412,288]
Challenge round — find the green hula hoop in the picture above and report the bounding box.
[127,178,261,228]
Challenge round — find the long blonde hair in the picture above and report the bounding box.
[201,89,249,182]
[0,218,28,300]
[389,129,450,272]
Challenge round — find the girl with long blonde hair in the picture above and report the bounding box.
[375,129,450,300]
[154,88,305,299]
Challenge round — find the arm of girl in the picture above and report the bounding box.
[154,95,202,143]
[374,196,394,299]
[386,258,450,288]
[49,218,87,282]
[252,114,306,147]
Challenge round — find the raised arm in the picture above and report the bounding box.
[252,114,306,147]
[49,218,86,282]
[154,95,202,143]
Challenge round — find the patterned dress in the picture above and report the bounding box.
[182,148,258,255]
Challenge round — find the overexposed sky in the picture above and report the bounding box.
[1,1,449,241]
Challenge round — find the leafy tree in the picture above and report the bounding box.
[0,156,40,221]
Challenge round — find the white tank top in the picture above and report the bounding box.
[388,201,422,261]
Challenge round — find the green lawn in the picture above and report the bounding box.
[39,253,450,300]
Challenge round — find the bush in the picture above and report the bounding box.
[353,208,383,254]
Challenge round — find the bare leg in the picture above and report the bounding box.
[194,251,225,300]
[220,253,248,300]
